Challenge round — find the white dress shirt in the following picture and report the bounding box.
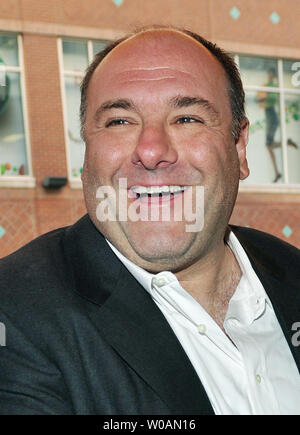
[106,232,300,415]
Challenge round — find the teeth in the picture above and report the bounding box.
[169,186,183,193]
[131,186,148,195]
[131,185,187,195]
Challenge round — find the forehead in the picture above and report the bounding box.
[102,30,218,66]
[88,30,229,107]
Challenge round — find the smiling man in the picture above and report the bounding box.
[81,28,250,329]
[0,26,299,415]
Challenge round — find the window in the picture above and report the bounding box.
[59,43,300,190]
[0,33,33,185]
[236,54,300,188]
[59,38,109,187]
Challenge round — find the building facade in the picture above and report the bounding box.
[0,0,300,257]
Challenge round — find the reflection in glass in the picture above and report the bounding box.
[63,40,88,72]
[0,34,19,66]
[285,94,300,183]
[283,59,300,90]
[64,76,85,178]
[239,55,278,87]
[243,90,283,184]
[257,69,282,182]
[0,72,28,175]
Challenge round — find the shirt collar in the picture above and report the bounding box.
[105,239,155,294]
[226,231,272,325]
[106,229,272,326]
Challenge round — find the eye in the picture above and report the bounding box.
[175,116,204,124]
[105,118,130,127]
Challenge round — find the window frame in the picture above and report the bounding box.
[235,54,300,193]
[58,37,108,189]
[0,33,35,188]
[58,41,300,192]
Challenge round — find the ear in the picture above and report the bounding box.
[236,118,250,181]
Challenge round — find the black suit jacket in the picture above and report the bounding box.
[0,214,299,414]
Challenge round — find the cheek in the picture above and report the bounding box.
[184,130,239,185]
[183,130,225,173]
[85,136,129,180]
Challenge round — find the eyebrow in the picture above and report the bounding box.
[94,99,138,123]
[94,95,219,123]
[169,95,220,119]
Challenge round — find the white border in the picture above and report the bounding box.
[57,37,73,185]
[18,34,34,180]
[59,36,110,188]
[58,37,88,186]
[239,183,300,194]
[69,178,82,189]
[0,176,35,188]
[278,59,289,183]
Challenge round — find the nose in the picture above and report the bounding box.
[131,123,178,170]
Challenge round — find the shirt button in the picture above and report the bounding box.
[197,324,207,335]
[153,277,167,287]
[228,318,239,327]
[255,374,262,384]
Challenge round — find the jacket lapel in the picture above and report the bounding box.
[63,215,214,415]
[63,216,299,413]
[232,226,300,372]
[92,266,214,414]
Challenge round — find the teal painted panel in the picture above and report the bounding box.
[270,12,280,24]
[282,225,292,238]
[113,0,124,6]
[230,6,241,20]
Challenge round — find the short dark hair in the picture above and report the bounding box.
[80,25,246,141]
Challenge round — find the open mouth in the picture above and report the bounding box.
[128,185,189,203]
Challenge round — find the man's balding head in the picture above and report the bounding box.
[80,26,246,142]
[80,24,249,272]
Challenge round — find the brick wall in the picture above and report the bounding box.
[231,193,300,249]
[0,0,299,257]
[23,33,67,185]
[1,193,299,258]
[0,190,86,258]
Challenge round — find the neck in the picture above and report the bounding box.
[176,237,242,329]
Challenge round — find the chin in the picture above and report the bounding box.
[124,222,197,265]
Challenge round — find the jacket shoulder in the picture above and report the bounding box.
[231,225,299,252]
[231,225,300,279]
[0,225,68,277]
[0,224,73,310]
